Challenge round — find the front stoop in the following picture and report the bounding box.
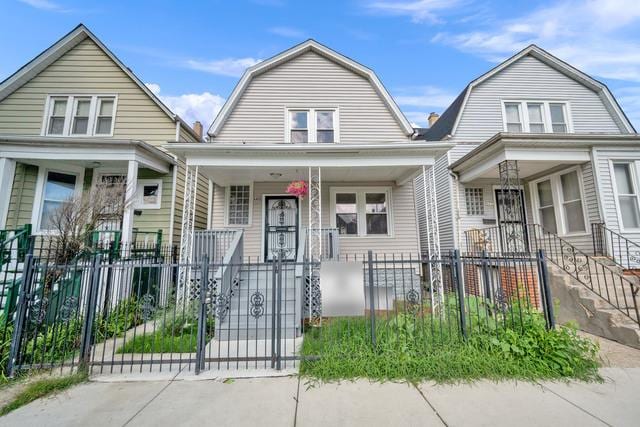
[548,265,640,349]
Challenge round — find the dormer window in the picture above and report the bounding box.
[43,95,117,137]
[286,108,338,143]
[502,101,571,133]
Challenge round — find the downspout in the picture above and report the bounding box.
[168,163,178,246]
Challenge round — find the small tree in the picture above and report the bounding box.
[47,178,131,265]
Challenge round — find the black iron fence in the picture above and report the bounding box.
[464,223,640,326]
[2,243,555,377]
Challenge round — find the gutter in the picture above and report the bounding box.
[164,142,455,153]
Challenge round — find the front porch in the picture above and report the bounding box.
[0,136,176,248]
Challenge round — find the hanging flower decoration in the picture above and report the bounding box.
[286,180,308,199]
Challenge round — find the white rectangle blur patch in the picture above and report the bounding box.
[320,261,365,317]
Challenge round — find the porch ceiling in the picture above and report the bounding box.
[198,165,421,186]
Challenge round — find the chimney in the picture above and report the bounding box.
[193,121,203,139]
[428,112,439,127]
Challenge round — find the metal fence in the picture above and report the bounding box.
[2,244,555,377]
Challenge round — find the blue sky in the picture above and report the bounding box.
[2,0,640,129]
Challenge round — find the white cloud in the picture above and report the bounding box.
[269,26,306,38]
[146,83,225,129]
[394,85,456,108]
[365,0,465,23]
[184,57,261,77]
[432,0,640,82]
[19,0,64,11]
[402,111,432,128]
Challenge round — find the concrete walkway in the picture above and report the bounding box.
[3,367,639,426]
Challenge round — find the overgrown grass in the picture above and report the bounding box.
[300,309,600,383]
[0,371,87,416]
[117,314,213,354]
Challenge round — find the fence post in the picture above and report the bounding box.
[80,253,102,369]
[195,254,209,375]
[7,241,35,378]
[367,250,376,347]
[271,254,277,369]
[536,249,556,330]
[276,250,283,370]
[453,249,467,340]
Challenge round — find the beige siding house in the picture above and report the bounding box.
[0,24,208,249]
[170,40,451,262]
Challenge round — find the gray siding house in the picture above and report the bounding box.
[171,40,451,262]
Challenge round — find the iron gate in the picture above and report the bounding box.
[6,253,314,376]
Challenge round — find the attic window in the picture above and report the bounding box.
[286,108,338,143]
[502,101,571,133]
[43,95,117,137]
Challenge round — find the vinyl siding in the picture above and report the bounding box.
[5,163,37,229]
[212,181,420,259]
[451,55,625,145]
[213,51,409,144]
[594,148,640,244]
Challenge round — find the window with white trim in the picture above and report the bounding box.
[613,162,640,229]
[464,188,484,215]
[502,101,571,133]
[39,171,78,231]
[531,167,587,235]
[331,187,391,236]
[287,108,338,143]
[226,185,252,225]
[135,179,162,210]
[43,95,116,136]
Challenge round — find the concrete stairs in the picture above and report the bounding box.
[548,264,640,349]
[215,267,301,341]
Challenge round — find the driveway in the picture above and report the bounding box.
[3,367,640,426]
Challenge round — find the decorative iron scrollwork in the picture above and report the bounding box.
[139,294,156,321]
[405,289,420,313]
[29,297,48,325]
[304,266,322,320]
[250,291,265,319]
[59,296,78,322]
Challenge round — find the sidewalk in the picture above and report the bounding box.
[4,367,640,426]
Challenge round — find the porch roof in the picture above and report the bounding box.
[450,133,640,182]
[0,135,176,173]
[166,142,453,185]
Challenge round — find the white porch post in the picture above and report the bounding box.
[0,158,16,229]
[121,160,139,245]
[423,165,444,312]
[308,167,322,261]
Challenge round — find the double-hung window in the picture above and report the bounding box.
[43,95,117,136]
[531,168,587,235]
[503,101,571,133]
[287,108,338,143]
[331,188,391,237]
[36,170,82,232]
[612,162,640,229]
[226,185,252,226]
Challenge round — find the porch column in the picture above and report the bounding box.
[498,160,525,252]
[121,160,139,246]
[308,166,322,261]
[0,158,16,229]
[422,165,443,311]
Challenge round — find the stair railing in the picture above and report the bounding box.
[212,230,244,307]
[527,224,639,326]
[592,222,640,271]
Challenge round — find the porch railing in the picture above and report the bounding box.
[193,229,239,264]
[592,222,640,271]
[464,223,640,326]
[308,228,340,261]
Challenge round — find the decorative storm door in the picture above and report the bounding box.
[494,189,529,253]
[264,196,299,261]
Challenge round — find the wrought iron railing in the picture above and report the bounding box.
[464,224,640,326]
[592,222,640,270]
[307,227,340,261]
[192,229,239,264]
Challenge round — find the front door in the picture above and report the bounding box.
[264,196,299,261]
[494,189,529,253]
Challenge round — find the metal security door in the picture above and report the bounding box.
[495,189,529,253]
[264,196,298,261]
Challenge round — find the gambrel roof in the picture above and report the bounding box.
[418,44,636,140]
[208,39,414,137]
[0,24,201,141]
